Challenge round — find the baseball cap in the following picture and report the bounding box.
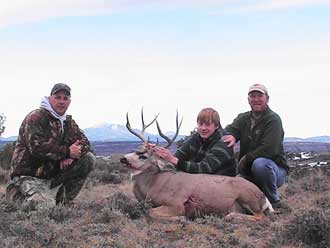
[50,83,71,96]
[248,83,268,95]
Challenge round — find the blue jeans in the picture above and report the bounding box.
[243,158,287,203]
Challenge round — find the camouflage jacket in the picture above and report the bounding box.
[175,129,236,176]
[11,108,92,179]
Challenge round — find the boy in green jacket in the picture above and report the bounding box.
[153,108,236,176]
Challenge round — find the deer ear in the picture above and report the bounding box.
[156,159,166,170]
[156,159,176,172]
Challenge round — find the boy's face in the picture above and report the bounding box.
[197,121,219,139]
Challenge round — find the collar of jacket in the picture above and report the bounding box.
[250,106,271,119]
[40,108,73,126]
[248,106,273,131]
[197,128,223,146]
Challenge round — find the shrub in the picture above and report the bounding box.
[100,170,122,184]
[315,194,330,210]
[301,171,330,193]
[289,165,313,180]
[87,158,127,185]
[0,142,14,170]
[95,207,123,224]
[0,197,19,213]
[48,205,74,223]
[282,209,330,247]
[321,164,330,177]
[0,113,5,136]
[107,192,148,219]
[0,168,10,184]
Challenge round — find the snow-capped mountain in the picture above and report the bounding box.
[83,123,184,142]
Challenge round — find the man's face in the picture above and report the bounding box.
[248,91,269,112]
[49,90,71,116]
[197,121,219,139]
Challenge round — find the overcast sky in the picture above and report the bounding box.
[1,0,330,138]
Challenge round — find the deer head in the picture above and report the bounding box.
[120,109,182,174]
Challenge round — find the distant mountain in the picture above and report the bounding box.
[284,136,330,143]
[284,137,305,142]
[1,123,330,143]
[85,123,330,143]
[83,123,184,142]
[0,136,17,141]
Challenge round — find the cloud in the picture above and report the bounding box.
[1,0,330,29]
[0,0,245,29]
[0,0,134,29]
[223,0,330,13]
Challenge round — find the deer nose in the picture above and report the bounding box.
[120,157,128,164]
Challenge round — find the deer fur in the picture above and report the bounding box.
[120,110,274,221]
[121,147,274,221]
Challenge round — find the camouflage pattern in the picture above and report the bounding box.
[8,176,59,209]
[50,83,71,96]
[7,107,95,207]
[11,108,92,179]
[6,152,95,208]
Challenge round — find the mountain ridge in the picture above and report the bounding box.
[1,123,330,142]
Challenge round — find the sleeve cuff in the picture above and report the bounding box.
[176,158,185,171]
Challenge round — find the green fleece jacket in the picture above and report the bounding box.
[175,129,236,176]
[225,106,289,172]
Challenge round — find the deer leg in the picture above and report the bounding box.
[225,200,268,222]
[184,195,204,219]
[149,205,184,221]
[224,212,266,222]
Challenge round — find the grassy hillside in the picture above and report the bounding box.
[0,154,330,247]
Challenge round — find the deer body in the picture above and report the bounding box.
[126,155,272,219]
[121,110,273,220]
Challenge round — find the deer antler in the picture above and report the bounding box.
[156,110,183,148]
[126,108,159,143]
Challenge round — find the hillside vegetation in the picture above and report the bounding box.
[0,151,330,247]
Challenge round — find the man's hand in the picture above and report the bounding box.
[69,140,81,159]
[152,146,178,165]
[222,135,236,148]
[60,158,74,170]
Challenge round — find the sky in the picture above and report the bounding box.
[0,0,330,139]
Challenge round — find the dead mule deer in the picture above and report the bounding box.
[120,110,274,221]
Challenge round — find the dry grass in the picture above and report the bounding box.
[0,154,330,247]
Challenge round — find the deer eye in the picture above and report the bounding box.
[139,155,148,161]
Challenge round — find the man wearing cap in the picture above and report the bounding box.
[223,84,290,211]
[6,83,95,209]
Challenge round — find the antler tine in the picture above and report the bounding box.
[156,120,171,144]
[126,112,147,143]
[169,110,183,147]
[141,108,159,134]
[156,110,183,148]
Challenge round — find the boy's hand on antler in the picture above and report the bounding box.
[153,146,178,165]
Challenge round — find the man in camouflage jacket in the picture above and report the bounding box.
[6,83,95,208]
[153,108,236,176]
